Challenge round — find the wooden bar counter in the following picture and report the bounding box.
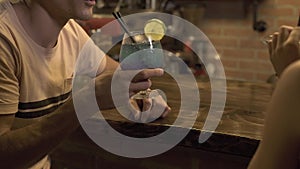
[51,74,274,169]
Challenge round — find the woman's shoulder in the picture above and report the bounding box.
[281,60,300,80]
[275,60,300,96]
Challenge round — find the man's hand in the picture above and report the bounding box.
[129,90,171,123]
[127,68,164,97]
[92,67,170,122]
[267,26,300,77]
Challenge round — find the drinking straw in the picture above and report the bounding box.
[112,12,136,43]
[116,11,125,24]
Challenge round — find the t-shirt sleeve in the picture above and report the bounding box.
[75,38,107,77]
[0,35,19,114]
[68,19,107,77]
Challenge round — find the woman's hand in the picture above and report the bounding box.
[267,26,300,77]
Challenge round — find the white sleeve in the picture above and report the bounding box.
[75,38,106,77]
[0,36,19,114]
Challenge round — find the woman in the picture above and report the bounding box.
[248,26,300,169]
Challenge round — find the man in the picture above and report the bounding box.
[0,0,170,168]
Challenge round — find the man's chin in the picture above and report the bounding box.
[79,11,94,21]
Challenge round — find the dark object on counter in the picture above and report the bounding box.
[297,10,300,26]
[252,0,266,32]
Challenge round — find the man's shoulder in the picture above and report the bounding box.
[62,19,88,38]
[0,1,10,27]
[0,1,18,47]
[61,19,90,47]
[0,0,8,15]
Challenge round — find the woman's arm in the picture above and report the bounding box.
[248,60,300,169]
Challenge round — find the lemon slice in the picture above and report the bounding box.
[144,19,166,41]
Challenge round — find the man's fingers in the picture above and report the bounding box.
[128,99,141,121]
[156,94,171,118]
[115,69,162,94]
[142,99,152,112]
[129,79,151,93]
[132,68,164,82]
[161,106,171,118]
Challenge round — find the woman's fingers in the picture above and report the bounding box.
[271,32,279,55]
[268,26,300,76]
[286,27,300,45]
[278,25,293,47]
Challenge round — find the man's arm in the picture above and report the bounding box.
[94,55,166,110]
[0,37,82,168]
[0,56,119,168]
[0,51,167,169]
[0,99,79,169]
[103,55,119,72]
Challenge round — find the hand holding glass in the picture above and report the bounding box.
[119,32,164,99]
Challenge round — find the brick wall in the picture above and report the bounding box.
[196,0,299,82]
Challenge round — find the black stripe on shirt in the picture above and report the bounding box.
[15,103,63,118]
[15,91,71,118]
[18,91,71,110]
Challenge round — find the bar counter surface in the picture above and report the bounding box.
[51,74,274,169]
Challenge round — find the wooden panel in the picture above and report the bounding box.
[51,74,273,168]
